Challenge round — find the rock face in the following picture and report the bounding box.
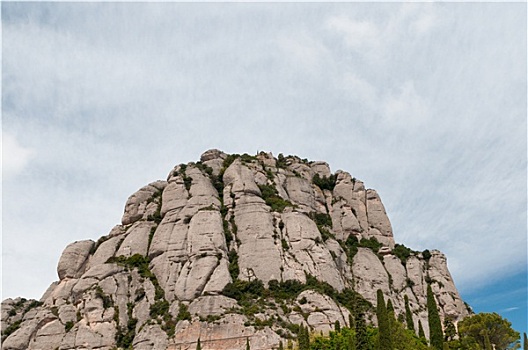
[1,150,470,350]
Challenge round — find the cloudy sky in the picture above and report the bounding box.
[2,2,526,335]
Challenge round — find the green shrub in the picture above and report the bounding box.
[240,153,257,163]
[265,168,275,181]
[392,244,414,264]
[177,303,191,321]
[422,249,432,260]
[309,212,334,241]
[194,161,213,176]
[1,320,22,341]
[150,300,170,318]
[183,176,192,191]
[222,154,238,170]
[228,249,239,280]
[313,174,336,191]
[359,237,382,253]
[310,212,332,228]
[222,279,265,301]
[258,184,294,212]
[276,154,288,169]
[267,279,304,300]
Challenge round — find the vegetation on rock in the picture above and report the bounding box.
[312,173,337,191]
[258,183,294,212]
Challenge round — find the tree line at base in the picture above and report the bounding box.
[193,284,522,350]
[294,286,521,350]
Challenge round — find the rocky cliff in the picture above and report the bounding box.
[1,150,470,350]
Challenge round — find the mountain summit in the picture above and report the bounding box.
[1,149,470,350]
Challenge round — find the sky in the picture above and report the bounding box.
[2,1,526,337]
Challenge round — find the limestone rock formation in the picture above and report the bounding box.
[1,150,470,350]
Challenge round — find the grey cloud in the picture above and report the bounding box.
[2,2,526,299]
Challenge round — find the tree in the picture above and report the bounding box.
[524,333,527,350]
[444,319,457,342]
[298,325,310,350]
[349,314,355,330]
[376,289,392,350]
[345,326,357,350]
[335,320,341,332]
[458,312,520,350]
[418,320,426,339]
[427,284,444,349]
[196,338,201,350]
[404,295,415,332]
[355,312,369,350]
[386,299,395,324]
[278,340,284,350]
[246,337,251,350]
[484,332,493,350]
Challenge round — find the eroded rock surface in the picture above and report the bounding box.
[2,150,469,350]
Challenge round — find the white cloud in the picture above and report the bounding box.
[276,33,329,72]
[2,131,35,180]
[501,307,520,313]
[396,3,441,35]
[326,16,381,50]
[382,81,430,126]
[1,3,525,306]
[342,73,379,107]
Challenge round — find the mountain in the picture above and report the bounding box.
[1,149,470,350]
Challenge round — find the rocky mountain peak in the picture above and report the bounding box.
[1,150,470,350]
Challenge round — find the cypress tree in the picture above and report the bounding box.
[196,338,201,350]
[298,325,310,350]
[278,340,284,350]
[355,312,368,350]
[348,314,355,329]
[297,326,304,350]
[524,333,527,350]
[404,295,415,332]
[376,289,392,350]
[418,320,426,339]
[386,299,394,316]
[246,337,251,350]
[386,299,396,331]
[305,326,311,350]
[335,320,341,332]
[427,284,444,350]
